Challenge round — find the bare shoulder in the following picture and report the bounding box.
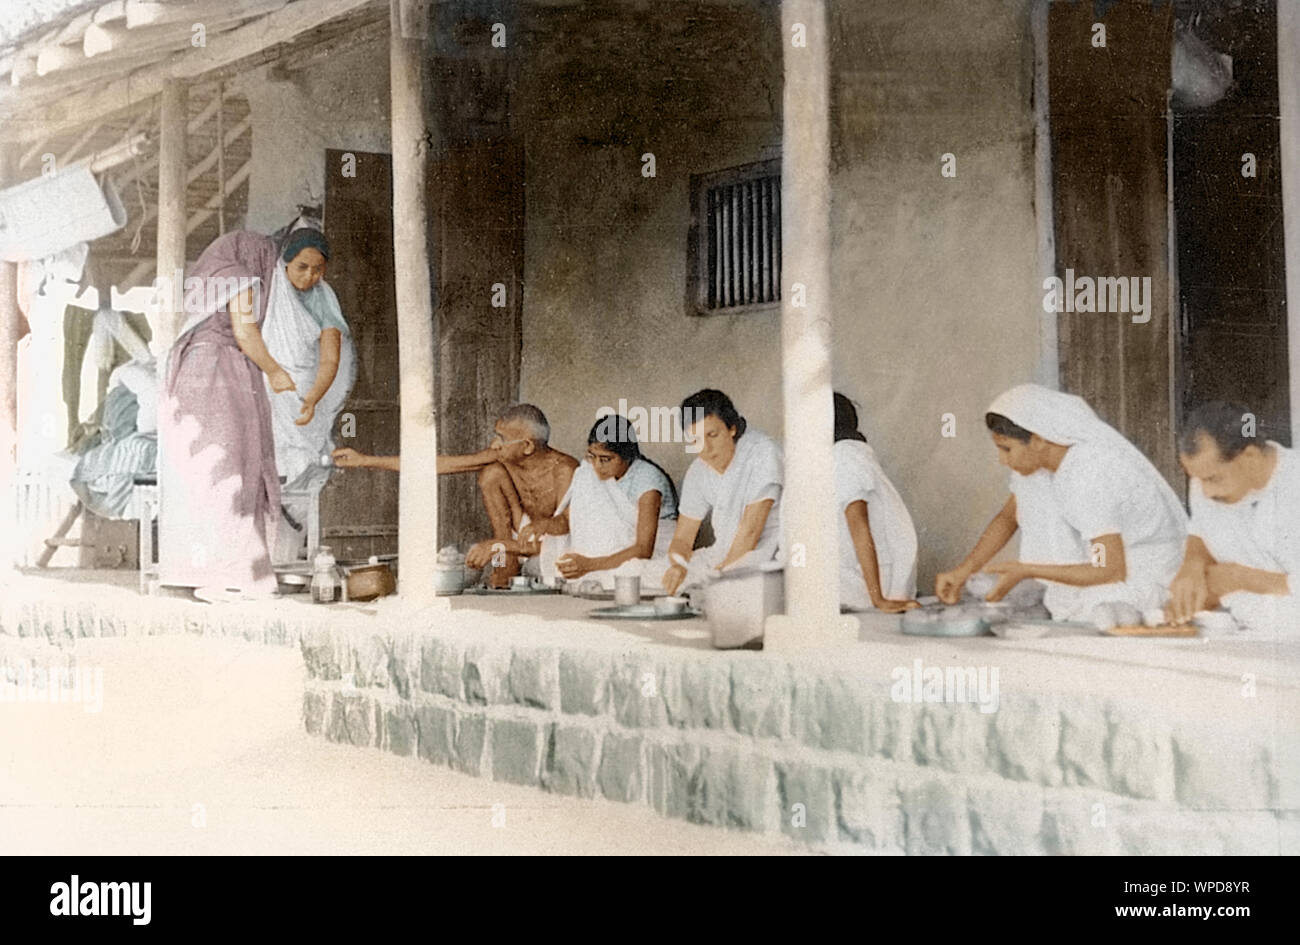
[555,450,580,471]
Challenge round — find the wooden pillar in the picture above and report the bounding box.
[767,0,847,648]
[391,0,440,604]
[1031,0,1059,389]
[1280,0,1300,445]
[154,80,188,360]
[0,146,20,494]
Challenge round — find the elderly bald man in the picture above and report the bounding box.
[333,403,578,587]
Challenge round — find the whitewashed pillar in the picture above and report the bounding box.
[0,146,20,497]
[154,80,188,361]
[391,0,440,604]
[768,0,848,648]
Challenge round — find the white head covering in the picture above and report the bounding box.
[987,383,1185,522]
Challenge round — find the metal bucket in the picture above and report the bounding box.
[697,563,783,649]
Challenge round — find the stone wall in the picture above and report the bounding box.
[5,575,1294,855]
[297,613,1298,855]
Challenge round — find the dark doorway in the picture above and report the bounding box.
[1172,0,1289,444]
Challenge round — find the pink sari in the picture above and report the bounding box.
[158,231,280,592]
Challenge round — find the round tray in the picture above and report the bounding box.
[588,604,702,621]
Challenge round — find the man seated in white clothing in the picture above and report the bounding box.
[1167,401,1300,630]
[662,389,782,596]
[833,393,919,613]
[516,414,677,588]
[935,384,1187,624]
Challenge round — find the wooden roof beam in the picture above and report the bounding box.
[4,0,382,141]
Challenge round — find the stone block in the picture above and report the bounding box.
[911,701,992,774]
[386,633,418,700]
[968,782,1046,855]
[418,636,463,700]
[1172,726,1274,810]
[1105,705,1174,801]
[597,733,645,803]
[558,650,612,716]
[491,718,542,786]
[461,644,512,706]
[729,658,789,738]
[790,669,867,754]
[776,762,833,844]
[610,657,668,728]
[1040,791,1121,855]
[646,741,703,820]
[302,688,328,736]
[1059,697,1107,789]
[835,769,904,852]
[454,713,486,776]
[300,627,341,681]
[327,692,374,748]
[348,632,392,690]
[988,694,1062,787]
[415,704,456,767]
[385,707,417,757]
[662,657,730,730]
[690,748,773,831]
[543,726,598,798]
[901,779,970,856]
[508,647,560,710]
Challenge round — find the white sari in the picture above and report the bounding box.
[546,461,675,590]
[260,266,356,490]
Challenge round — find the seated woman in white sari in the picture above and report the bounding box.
[260,225,356,492]
[662,389,782,596]
[833,393,919,613]
[935,383,1187,624]
[518,415,677,589]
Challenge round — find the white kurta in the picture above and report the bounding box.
[1188,442,1300,632]
[834,439,918,610]
[988,384,1187,622]
[678,428,783,572]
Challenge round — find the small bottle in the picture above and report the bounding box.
[310,545,341,604]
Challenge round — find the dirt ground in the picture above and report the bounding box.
[0,634,808,855]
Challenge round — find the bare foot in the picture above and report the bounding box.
[488,554,521,589]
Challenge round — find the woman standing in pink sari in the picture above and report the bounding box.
[158,229,331,598]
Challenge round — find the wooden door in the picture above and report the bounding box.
[323,148,400,560]
[1049,1,1179,487]
[428,138,525,546]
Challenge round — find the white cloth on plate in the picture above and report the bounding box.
[678,428,783,570]
[989,384,1187,622]
[834,439,918,610]
[1188,442,1300,632]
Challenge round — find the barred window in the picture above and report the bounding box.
[688,159,781,315]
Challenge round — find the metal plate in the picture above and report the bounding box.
[588,604,702,621]
[462,584,561,596]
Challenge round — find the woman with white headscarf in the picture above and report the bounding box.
[934,383,1187,623]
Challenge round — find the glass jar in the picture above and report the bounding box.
[310,545,342,604]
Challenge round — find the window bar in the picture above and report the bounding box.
[754,180,759,302]
[774,180,782,300]
[758,179,767,303]
[733,181,743,306]
[742,181,751,305]
[712,189,722,310]
[720,186,731,308]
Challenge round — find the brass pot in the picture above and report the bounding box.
[345,562,396,601]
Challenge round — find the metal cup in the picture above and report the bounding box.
[614,574,641,607]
